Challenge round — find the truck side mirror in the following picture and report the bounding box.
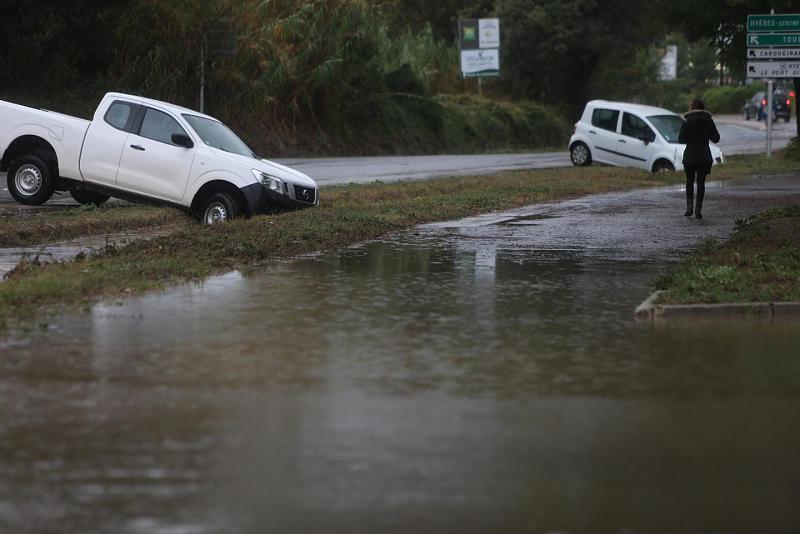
[172,133,194,148]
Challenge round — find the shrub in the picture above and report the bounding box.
[702,84,765,115]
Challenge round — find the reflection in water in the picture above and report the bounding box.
[2,233,800,533]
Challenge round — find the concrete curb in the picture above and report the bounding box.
[634,291,800,322]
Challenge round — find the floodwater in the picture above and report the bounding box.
[2,177,800,533]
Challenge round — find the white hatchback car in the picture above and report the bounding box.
[569,100,723,173]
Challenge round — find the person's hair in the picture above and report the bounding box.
[689,99,705,110]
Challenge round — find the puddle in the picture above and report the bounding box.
[0,225,181,281]
[2,175,800,532]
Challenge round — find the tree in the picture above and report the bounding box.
[495,0,666,117]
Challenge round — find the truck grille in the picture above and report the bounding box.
[294,185,316,204]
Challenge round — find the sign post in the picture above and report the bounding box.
[747,12,800,158]
[459,18,500,94]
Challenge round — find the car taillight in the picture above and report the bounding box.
[762,99,768,106]
[572,124,576,135]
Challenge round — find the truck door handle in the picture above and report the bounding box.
[130,144,145,151]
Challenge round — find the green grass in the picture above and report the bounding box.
[0,152,797,329]
[656,205,800,304]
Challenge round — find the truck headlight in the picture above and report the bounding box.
[253,170,284,193]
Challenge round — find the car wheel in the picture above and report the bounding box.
[69,183,110,205]
[7,155,56,205]
[570,142,592,166]
[200,192,240,224]
[652,160,675,173]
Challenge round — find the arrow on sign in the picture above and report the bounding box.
[749,49,756,57]
[749,35,760,45]
[749,65,756,74]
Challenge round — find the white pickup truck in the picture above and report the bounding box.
[0,93,319,222]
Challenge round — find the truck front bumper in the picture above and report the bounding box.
[239,182,319,216]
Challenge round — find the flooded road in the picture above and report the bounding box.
[2,175,800,533]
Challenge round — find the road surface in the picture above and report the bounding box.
[0,114,795,207]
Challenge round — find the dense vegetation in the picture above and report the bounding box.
[0,0,795,155]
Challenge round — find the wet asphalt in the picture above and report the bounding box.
[0,114,794,207]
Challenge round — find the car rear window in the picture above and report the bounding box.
[591,108,619,132]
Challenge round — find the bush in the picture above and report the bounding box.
[702,84,765,115]
[785,137,800,162]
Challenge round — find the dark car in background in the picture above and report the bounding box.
[743,90,792,122]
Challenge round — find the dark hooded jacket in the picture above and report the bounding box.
[678,110,720,165]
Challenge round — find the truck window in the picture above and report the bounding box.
[591,108,619,132]
[139,108,189,146]
[104,101,138,132]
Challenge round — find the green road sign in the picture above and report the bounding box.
[748,14,800,33]
[747,33,800,47]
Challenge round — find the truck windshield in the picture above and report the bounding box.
[647,115,684,144]
[182,114,254,157]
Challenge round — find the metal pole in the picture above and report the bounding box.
[478,77,483,97]
[767,79,773,157]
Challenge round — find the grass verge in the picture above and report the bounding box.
[655,204,800,304]
[0,203,188,247]
[0,153,797,329]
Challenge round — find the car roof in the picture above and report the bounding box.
[586,100,678,116]
[104,92,219,122]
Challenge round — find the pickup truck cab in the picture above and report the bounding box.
[0,93,318,222]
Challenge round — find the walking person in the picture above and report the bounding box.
[678,99,720,219]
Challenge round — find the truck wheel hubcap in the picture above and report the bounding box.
[204,202,227,224]
[15,165,43,196]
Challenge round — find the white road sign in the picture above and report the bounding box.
[460,49,500,77]
[747,48,800,60]
[747,61,800,78]
[478,18,500,49]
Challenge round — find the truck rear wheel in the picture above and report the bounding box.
[69,183,110,206]
[7,155,56,205]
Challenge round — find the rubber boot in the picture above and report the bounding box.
[695,198,703,219]
[684,196,693,217]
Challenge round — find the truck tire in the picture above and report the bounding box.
[199,192,240,224]
[69,183,110,206]
[7,155,56,205]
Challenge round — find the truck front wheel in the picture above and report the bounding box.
[7,155,56,205]
[199,192,241,224]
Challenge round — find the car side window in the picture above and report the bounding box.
[621,112,655,142]
[591,108,620,132]
[139,107,189,146]
[104,101,139,132]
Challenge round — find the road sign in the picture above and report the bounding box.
[459,18,500,78]
[460,49,500,77]
[478,19,500,49]
[747,60,800,78]
[748,14,800,32]
[747,33,800,47]
[748,48,800,60]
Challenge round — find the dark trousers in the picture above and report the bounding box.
[684,162,710,205]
